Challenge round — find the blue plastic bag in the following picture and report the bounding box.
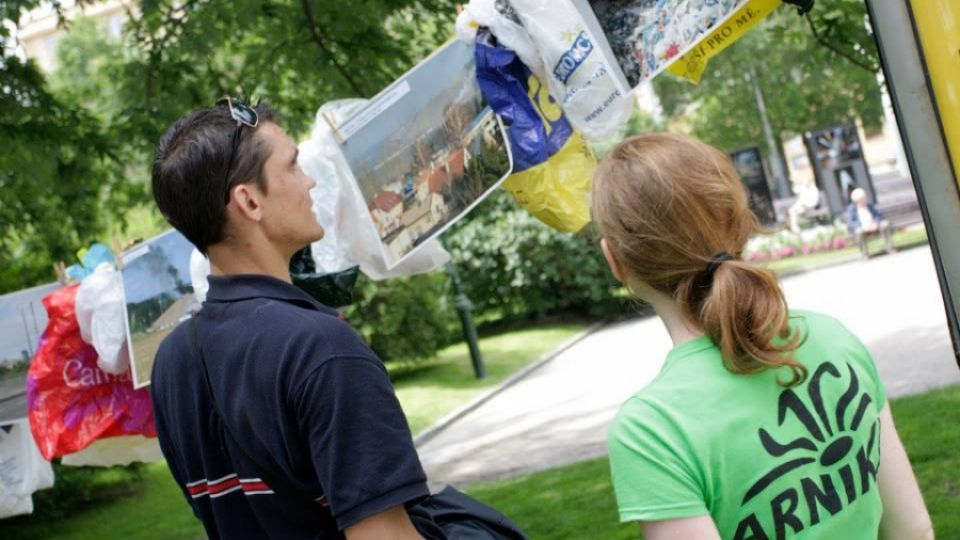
[474,29,595,233]
[476,30,572,173]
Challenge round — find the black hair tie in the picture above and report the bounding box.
[705,252,735,281]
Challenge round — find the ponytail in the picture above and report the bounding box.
[676,260,806,387]
[591,133,806,387]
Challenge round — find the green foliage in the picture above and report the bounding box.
[444,190,629,321]
[0,55,122,293]
[1,0,458,294]
[28,462,147,521]
[653,1,884,153]
[343,271,456,363]
[776,0,880,73]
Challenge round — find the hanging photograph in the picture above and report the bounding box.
[121,230,197,389]
[336,40,514,269]
[573,0,748,88]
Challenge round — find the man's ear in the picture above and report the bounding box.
[601,238,626,284]
[230,183,263,223]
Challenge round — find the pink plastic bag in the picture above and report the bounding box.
[26,285,156,461]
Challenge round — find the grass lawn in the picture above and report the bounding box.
[390,323,586,435]
[468,384,960,539]
[764,226,929,276]
[1,381,955,539]
[0,462,204,540]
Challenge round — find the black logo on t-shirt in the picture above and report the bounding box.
[734,362,880,540]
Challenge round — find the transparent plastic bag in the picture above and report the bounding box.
[189,249,211,303]
[506,0,632,139]
[74,263,130,375]
[456,0,544,79]
[299,101,451,281]
[0,420,54,497]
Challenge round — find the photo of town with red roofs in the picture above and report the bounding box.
[339,40,513,269]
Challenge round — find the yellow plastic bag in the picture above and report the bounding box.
[475,30,596,233]
[501,130,595,233]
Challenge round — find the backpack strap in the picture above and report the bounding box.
[186,317,319,504]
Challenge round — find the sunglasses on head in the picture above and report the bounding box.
[216,96,259,205]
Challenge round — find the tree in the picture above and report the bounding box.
[0,0,458,293]
[652,3,884,154]
[0,1,125,293]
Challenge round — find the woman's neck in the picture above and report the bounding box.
[647,290,705,347]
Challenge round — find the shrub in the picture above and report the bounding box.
[444,191,628,321]
[24,462,147,521]
[343,271,456,363]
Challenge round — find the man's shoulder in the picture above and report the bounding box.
[232,299,378,374]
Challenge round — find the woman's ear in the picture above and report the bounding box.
[601,238,626,284]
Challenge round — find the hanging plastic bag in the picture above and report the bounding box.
[299,101,451,281]
[456,0,543,79]
[64,242,114,282]
[475,29,595,233]
[289,246,360,308]
[0,420,54,518]
[505,0,632,140]
[665,0,781,84]
[189,248,211,303]
[75,263,130,374]
[27,285,156,461]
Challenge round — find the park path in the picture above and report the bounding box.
[416,245,960,490]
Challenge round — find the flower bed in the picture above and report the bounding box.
[744,223,850,262]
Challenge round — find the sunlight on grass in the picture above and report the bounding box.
[391,324,586,435]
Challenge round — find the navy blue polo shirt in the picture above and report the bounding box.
[151,274,430,539]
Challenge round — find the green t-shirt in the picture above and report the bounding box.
[608,311,887,540]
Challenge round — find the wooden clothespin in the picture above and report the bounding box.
[322,111,346,144]
[53,261,68,285]
[112,237,126,271]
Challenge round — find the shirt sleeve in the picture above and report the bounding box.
[607,399,709,523]
[294,355,430,531]
[851,332,887,411]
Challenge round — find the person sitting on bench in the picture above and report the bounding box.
[846,187,895,258]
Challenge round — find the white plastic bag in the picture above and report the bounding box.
[506,0,632,139]
[456,0,544,79]
[60,435,163,467]
[299,101,451,281]
[189,248,211,303]
[75,263,130,375]
[0,420,54,518]
[0,493,33,519]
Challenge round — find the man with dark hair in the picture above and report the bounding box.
[150,99,429,539]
